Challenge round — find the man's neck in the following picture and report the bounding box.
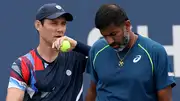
[127,32,138,48]
[37,41,59,63]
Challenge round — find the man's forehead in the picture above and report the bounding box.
[101,25,122,33]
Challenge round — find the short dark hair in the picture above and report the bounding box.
[95,4,129,30]
[39,19,45,25]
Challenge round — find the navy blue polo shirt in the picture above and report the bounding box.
[86,34,176,101]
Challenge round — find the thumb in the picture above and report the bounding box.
[52,42,55,48]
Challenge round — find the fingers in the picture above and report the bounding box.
[52,42,55,48]
[52,36,77,52]
[56,38,61,50]
[59,37,63,46]
[52,36,69,50]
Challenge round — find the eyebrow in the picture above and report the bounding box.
[104,31,118,36]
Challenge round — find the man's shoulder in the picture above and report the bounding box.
[13,49,35,66]
[10,49,35,85]
[138,35,165,53]
[137,35,167,64]
[90,38,110,53]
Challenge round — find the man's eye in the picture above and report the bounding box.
[50,22,57,25]
[61,22,66,25]
[110,33,116,36]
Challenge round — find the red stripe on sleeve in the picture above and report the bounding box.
[10,70,24,82]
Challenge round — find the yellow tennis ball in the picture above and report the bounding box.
[60,40,71,52]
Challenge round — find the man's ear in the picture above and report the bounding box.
[34,20,42,31]
[125,20,131,31]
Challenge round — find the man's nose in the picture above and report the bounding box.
[106,36,114,44]
[57,25,65,34]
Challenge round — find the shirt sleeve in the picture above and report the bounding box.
[73,41,91,56]
[153,45,176,91]
[8,58,28,91]
[86,48,98,84]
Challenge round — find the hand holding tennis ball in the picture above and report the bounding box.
[60,40,71,52]
[52,36,77,52]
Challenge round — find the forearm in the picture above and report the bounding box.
[6,88,24,101]
[158,86,172,101]
[158,94,172,101]
[158,98,172,101]
[73,41,91,56]
[85,89,96,101]
[6,97,23,101]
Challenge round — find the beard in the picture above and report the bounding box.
[110,29,130,51]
